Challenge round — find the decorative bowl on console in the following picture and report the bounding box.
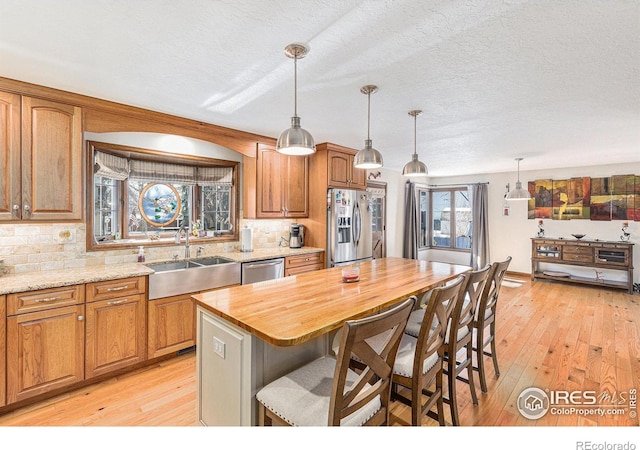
[571,233,586,240]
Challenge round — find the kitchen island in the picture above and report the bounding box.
[192,257,470,426]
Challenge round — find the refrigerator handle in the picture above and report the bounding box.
[353,201,362,247]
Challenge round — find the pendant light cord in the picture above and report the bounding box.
[413,114,417,156]
[293,53,298,117]
[366,91,371,140]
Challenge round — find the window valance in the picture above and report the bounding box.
[197,166,234,186]
[94,151,234,186]
[129,159,198,185]
[94,151,129,181]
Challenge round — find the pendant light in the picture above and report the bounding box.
[505,157,531,200]
[354,85,383,169]
[402,110,428,177]
[276,43,315,156]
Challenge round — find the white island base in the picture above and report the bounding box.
[196,306,328,426]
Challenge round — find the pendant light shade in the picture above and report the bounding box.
[354,85,383,169]
[402,110,428,177]
[505,157,531,200]
[276,43,315,156]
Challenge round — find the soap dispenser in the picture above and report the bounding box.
[137,246,145,263]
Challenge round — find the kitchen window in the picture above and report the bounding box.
[87,141,239,251]
[417,186,471,251]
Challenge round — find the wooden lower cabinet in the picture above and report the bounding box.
[148,293,195,359]
[2,276,151,408]
[85,293,147,379]
[6,304,85,404]
[1,295,5,407]
[285,252,325,276]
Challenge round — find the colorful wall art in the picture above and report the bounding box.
[527,174,638,221]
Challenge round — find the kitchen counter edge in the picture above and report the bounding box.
[0,247,324,295]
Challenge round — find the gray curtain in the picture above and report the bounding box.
[403,181,420,259]
[469,183,490,269]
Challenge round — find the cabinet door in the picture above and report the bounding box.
[0,91,21,221]
[148,294,195,359]
[6,305,85,404]
[256,145,285,217]
[327,149,351,188]
[256,144,309,218]
[85,294,146,378]
[21,97,83,221]
[0,295,5,407]
[282,153,309,217]
[349,158,367,190]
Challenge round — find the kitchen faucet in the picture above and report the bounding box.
[175,225,190,259]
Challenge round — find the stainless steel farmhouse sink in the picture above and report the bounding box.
[146,257,240,300]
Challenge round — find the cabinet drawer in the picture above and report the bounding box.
[285,252,324,269]
[285,263,325,277]
[86,276,146,303]
[562,245,592,255]
[562,253,594,263]
[7,284,84,316]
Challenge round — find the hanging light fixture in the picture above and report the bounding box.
[402,110,428,177]
[276,43,315,155]
[505,157,531,200]
[354,85,383,169]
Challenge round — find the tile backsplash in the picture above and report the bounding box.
[0,219,297,274]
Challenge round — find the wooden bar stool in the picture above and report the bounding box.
[389,276,465,425]
[256,296,415,426]
[442,265,491,425]
[473,256,512,393]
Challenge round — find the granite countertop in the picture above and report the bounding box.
[0,264,154,295]
[0,247,325,295]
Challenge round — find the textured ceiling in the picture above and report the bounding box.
[1,0,638,176]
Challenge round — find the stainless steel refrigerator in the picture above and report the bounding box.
[327,188,373,267]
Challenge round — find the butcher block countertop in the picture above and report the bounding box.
[192,257,470,347]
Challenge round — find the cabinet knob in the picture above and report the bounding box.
[78,315,84,321]
[23,204,31,212]
[12,204,19,211]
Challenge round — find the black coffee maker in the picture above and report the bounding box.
[289,224,304,248]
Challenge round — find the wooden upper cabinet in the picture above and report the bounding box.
[22,97,83,220]
[0,91,21,221]
[324,144,366,190]
[247,143,309,219]
[283,151,309,216]
[0,91,83,221]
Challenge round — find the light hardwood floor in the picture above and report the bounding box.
[0,275,638,427]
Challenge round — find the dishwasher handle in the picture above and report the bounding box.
[243,261,282,269]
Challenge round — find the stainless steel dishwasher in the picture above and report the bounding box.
[241,258,285,284]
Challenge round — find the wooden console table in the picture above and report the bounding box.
[531,238,634,293]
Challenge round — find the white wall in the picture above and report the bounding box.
[380,162,640,283]
[84,132,243,162]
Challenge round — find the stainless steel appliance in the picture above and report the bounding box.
[327,188,373,267]
[289,223,304,248]
[241,258,285,284]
